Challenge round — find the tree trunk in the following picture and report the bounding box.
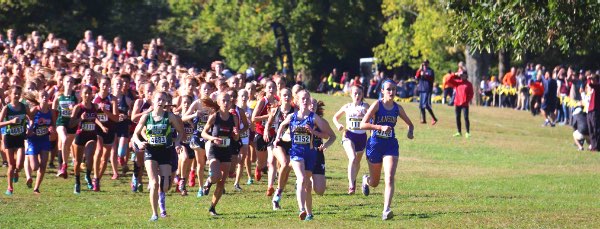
[498,49,510,81]
[465,45,488,106]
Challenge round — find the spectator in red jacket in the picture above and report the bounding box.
[448,72,474,138]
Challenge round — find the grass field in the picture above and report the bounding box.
[1,93,598,228]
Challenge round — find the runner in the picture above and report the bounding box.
[52,76,77,179]
[244,82,257,185]
[93,77,119,191]
[310,98,329,196]
[332,85,369,194]
[175,95,195,196]
[113,75,134,177]
[200,91,240,216]
[23,90,55,194]
[269,88,297,210]
[185,81,214,197]
[251,81,277,195]
[360,80,414,220]
[130,82,155,192]
[230,90,250,191]
[69,85,108,194]
[132,91,185,221]
[0,86,31,195]
[273,90,335,221]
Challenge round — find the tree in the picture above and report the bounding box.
[374,0,462,80]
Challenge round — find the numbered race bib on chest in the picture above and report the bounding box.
[61,109,72,117]
[8,126,24,135]
[36,126,49,136]
[217,136,231,147]
[374,129,393,139]
[149,136,167,145]
[293,133,311,144]
[82,123,96,131]
[348,117,361,130]
[97,113,108,122]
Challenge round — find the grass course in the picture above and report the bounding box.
[0,93,597,228]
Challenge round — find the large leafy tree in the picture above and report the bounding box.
[374,0,462,79]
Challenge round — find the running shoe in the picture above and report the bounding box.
[202,181,212,196]
[197,189,204,197]
[149,215,158,222]
[131,177,138,192]
[48,162,56,169]
[111,173,119,180]
[209,206,218,216]
[431,118,438,126]
[57,164,68,179]
[33,189,40,194]
[137,182,143,192]
[12,170,19,183]
[348,186,355,195]
[92,178,100,192]
[5,188,13,196]
[362,175,370,196]
[453,132,461,137]
[26,178,33,188]
[266,186,275,196]
[234,183,242,191]
[160,211,168,218]
[247,178,254,185]
[382,209,394,220]
[74,183,81,194]
[174,175,180,187]
[181,189,188,196]
[188,170,196,187]
[272,195,281,210]
[1,161,7,167]
[305,214,314,221]
[254,167,261,181]
[178,180,187,196]
[85,175,93,190]
[299,211,307,220]
[465,133,471,139]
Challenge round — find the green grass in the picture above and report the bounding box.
[1,93,598,228]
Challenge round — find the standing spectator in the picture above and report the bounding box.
[83,30,95,48]
[442,70,454,105]
[415,60,438,125]
[489,76,500,106]
[529,72,544,116]
[586,74,600,151]
[479,77,492,106]
[515,68,528,110]
[541,71,558,127]
[502,67,517,107]
[571,106,590,151]
[448,72,474,138]
[556,69,571,125]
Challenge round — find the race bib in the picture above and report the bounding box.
[217,136,230,147]
[240,131,249,139]
[97,113,108,122]
[61,109,72,117]
[348,118,361,130]
[293,134,311,145]
[35,126,49,136]
[82,123,96,131]
[374,130,393,138]
[148,136,167,145]
[7,126,24,135]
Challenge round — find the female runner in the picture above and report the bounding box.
[23,90,55,193]
[52,76,77,179]
[244,82,257,185]
[360,80,414,220]
[332,85,369,194]
[69,85,108,194]
[251,81,277,195]
[130,82,155,192]
[201,92,239,216]
[269,88,297,210]
[132,91,185,221]
[232,89,251,190]
[185,81,214,197]
[273,90,335,221]
[93,77,119,190]
[0,86,31,195]
[176,95,195,196]
[113,76,134,176]
[310,98,328,196]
